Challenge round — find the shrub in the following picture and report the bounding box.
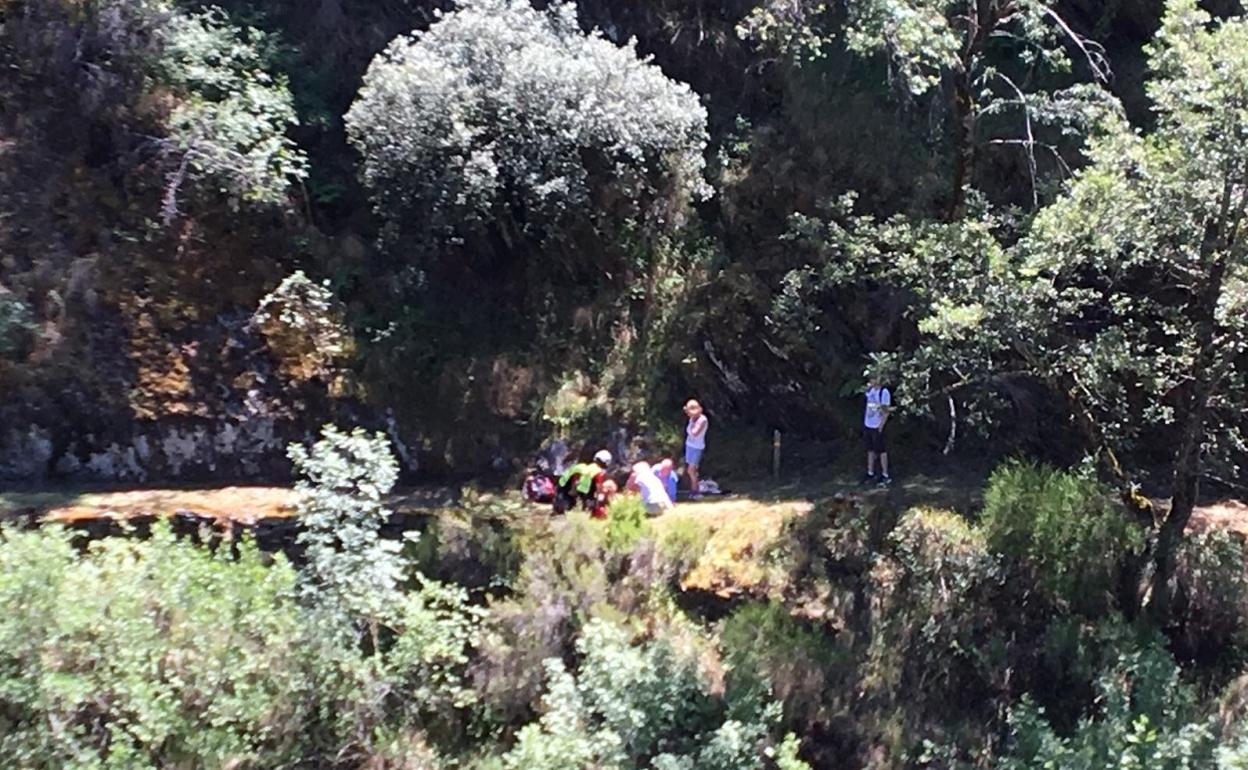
[502,619,811,770]
[719,602,847,731]
[603,494,652,553]
[657,515,713,577]
[288,425,482,760]
[289,424,404,629]
[1175,529,1248,673]
[254,271,354,382]
[864,508,1005,716]
[471,514,612,722]
[344,0,709,258]
[1000,635,1219,770]
[0,524,307,769]
[980,461,1145,616]
[10,0,306,219]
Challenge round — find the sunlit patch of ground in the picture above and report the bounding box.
[1188,499,1248,537]
[0,485,460,524]
[1,486,297,524]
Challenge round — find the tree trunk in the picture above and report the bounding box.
[1147,249,1229,624]
[1150,469,1196,624]
[947,71,975,221]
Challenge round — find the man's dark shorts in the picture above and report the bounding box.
[862,427,887,454]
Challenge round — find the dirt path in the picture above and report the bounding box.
[0,485,460,524]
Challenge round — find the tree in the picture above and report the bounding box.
[845,0,1113,216]
[3,0,307,222]
[289,424,404,630]
[344,0,710,301]
[781,0,1248,622]
[739,0,1113,215]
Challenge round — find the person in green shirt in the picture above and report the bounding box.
[553,449,612,514]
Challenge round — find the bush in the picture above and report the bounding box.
[603,495,652,553]
[289,424,404,628]
[657,515,713,577]
[471,514,613,722]
[1000,635,1219,770]
[0,524,307,769]
[502,618,811,770]
[344,0,709,258]
[0,517,481,770]
[10,0,306,219]
[719,603,847,731]
[253,271,355,382]
[864,508,1006,717]
[1175,529,1248,673]
[980,461,1145,616]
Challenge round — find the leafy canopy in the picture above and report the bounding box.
[345,0,710,249]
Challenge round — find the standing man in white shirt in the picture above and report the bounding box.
[683,399,708,499]
[862,375,892,487]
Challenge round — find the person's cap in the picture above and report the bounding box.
[632,461,651,474]
[593,449,612,465]
[684,399,701,411]
[659,458,673,470]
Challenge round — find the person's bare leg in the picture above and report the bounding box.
[867,451,876,476]
[881,452,890,478]
[688,463,700,496]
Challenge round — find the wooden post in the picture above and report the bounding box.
[772,430,781,479]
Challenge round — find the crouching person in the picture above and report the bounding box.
[554,449,612,514]
[591,479,619,520]
[627,461,674,515]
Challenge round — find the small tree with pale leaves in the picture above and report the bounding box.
[289,425,403,633]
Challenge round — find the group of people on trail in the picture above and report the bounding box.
[534,374,893,518]
[544,399,710,519]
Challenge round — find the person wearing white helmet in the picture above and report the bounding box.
[554,449,613,514]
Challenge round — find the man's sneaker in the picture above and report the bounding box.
[877,475,893,488]
[861,473,876,486]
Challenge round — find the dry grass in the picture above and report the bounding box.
[653,495,813,597]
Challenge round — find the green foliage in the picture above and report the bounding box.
[720,603,845,731]
[735,1,831,63]
[865,507,1005,711]
[603,495,651,553]
[981,461,1144,615]
[345,0,709,247]
[289,424,404,625]
[1176,529,1248,669]
[656,516,712,575]
[288,425,482,761]
[0,517,480,769]
[0,523,306,769]
[10,0,307,218]
[253,270,354,379]
[503,618,810,770]
[157,5,308,213]
[1000,637,1219,770]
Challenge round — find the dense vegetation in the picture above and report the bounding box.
[3,432,1248,768]
[3,0,1248,767]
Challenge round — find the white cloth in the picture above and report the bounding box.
[864,387,891,429]
[685,414,708,449]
